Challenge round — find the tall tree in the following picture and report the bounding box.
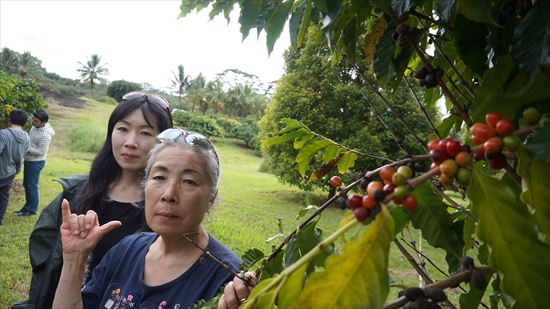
[77,54,108,90]
[171,64,189,103]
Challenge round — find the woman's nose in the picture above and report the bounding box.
[161,180,178,203]
[124,132,138,148]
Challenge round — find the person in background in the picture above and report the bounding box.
[12,92,173,309]
[52,128,254,309]
[14,108,56,217]
[0,109,30,226]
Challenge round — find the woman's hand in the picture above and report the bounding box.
[59,198,122,256]
[217,272,256,309]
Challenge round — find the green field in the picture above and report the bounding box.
[0,98,457,307]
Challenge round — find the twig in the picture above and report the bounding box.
[383,266,495,309]
[404,76,441,138]
[183,233,254,286]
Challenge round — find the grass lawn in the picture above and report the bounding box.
[0,97,465,307]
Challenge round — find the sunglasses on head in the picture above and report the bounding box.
[122,91,170,111]
[156,128,219,164]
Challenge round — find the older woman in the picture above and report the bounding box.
[52,129,253,309]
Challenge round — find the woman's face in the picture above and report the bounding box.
[144,146,213,236]
[111,108,159,173]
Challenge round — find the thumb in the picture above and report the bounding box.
[97,220,122,238]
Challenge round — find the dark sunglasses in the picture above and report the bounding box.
[157,128,219,164]
[122,91,170,111]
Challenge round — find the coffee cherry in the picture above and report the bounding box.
[484,137,503,153]
[460,256,475,270]
[445,139,461,157]
[403,195,417,212]
[354,206,371,222]
[379,165,396,184]
[456,168,472,184]
[393,185,410,199]
[523,107,541,125]
[361,195,376,209]
[430,162,442,175]
[367,181,384,196]
[404,287,425,301]
[495,119,514,136]
[430,149,448,164]
[392,172,408,186]
[425,73,436,85]
[427,139,442,151]
[383,183,396,195]
[503,135,521,151]
[439,173,452,185]
[485,111,501,128]
[347,195,363,209]
[488,152,507,169]
[439,159,458,177]
[425,288,447,302]
[329,176,342,188]
[455,151,473,167]
[471,134,486,145]
[434,67,444,79]
[413,69,427,80]
[338,199,347,210]
[397,165,413,180]
[470,123,493,142]
[393,197,404,205]
[473,147,485,161]
[373,189,385,202]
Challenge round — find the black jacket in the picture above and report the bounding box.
[12,174,88,309]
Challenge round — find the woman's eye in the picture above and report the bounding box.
[141,131,154,136]
[152,175,165,181]
[116,126,128,132]
[183,179,197,185]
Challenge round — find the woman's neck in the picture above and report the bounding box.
[107,169,142,203]
[156,225,209,255]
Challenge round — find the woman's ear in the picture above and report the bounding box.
[208,191,218,209]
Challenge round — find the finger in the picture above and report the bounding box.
[97,220,122,238]
[77,214,87,237]
[68,213,80,235]
[85,210,97,230]
[223,281,239,309]
[217,294,227,309]
[60,199,72,226]
[243,271,257,287]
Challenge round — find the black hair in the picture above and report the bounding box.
[9,109,28,126]
[33,108,49,122]
[74,95,173,214]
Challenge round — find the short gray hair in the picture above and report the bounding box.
[142,141,220,197]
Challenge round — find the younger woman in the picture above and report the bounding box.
[16,92,173,309]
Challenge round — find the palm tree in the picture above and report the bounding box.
[77,54,108,90]
[171,64,190,103]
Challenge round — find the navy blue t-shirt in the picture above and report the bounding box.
[82,232,240,309]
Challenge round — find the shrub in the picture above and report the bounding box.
[0,70,44,127]
[107,80,142,102]
[68,124,104,153]
[172,110,225,137]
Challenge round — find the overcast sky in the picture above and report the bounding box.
[0,0,290,91]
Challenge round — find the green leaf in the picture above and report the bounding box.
[278,263,308,308]
[410,183,464,268]
[511,0,550,73]
[469,167,550,308]
[258,250,284,281]
[240,248,265,270]
[524,125,550,164]
[284,220,322,267]
[321,144,343,164]
[265,0,293,55]
[238,0,262,39]
[337,151,358,174]
[294,207,394,308]
[293,132,314,149]
[459,282,488,309]
[454,14,489,76]
[295,139,333,176]
[296,0,312,48]
[456,0,499,26]
[390,0,416,19]
[517,150,550,243]
[263,129,303,147]
[436,0,455,23]
[296,205,318,220]
[390,206,410,235]
[374,19,396,84]
[241,277,278,309]
[342,17,358,61]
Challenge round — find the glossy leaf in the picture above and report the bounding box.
[524,125,550,164]
[284,220,322,267]
[336,151,358,174]
[265,1,293,55]
[390,205,410,235]
[293,208,394,308]
[288,0,305,46]
[296,139,333,176]
[278,263,308,308]
[374,19,396,84]
[390,0,416,19]
[239,0,262,39]
[410,183,464,269]
[297,0,313,48]
[469,167,550,308]
[511,0,550,73]
[241,277,278,309]
[517,149,550,243]
[363,18,388,67]
[436,0,455,23]
[321,144,343,164]
[456,0,498,26]
[459,282,487,309]
[454,14,488,76]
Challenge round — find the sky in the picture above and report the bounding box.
[0,0,290,92]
